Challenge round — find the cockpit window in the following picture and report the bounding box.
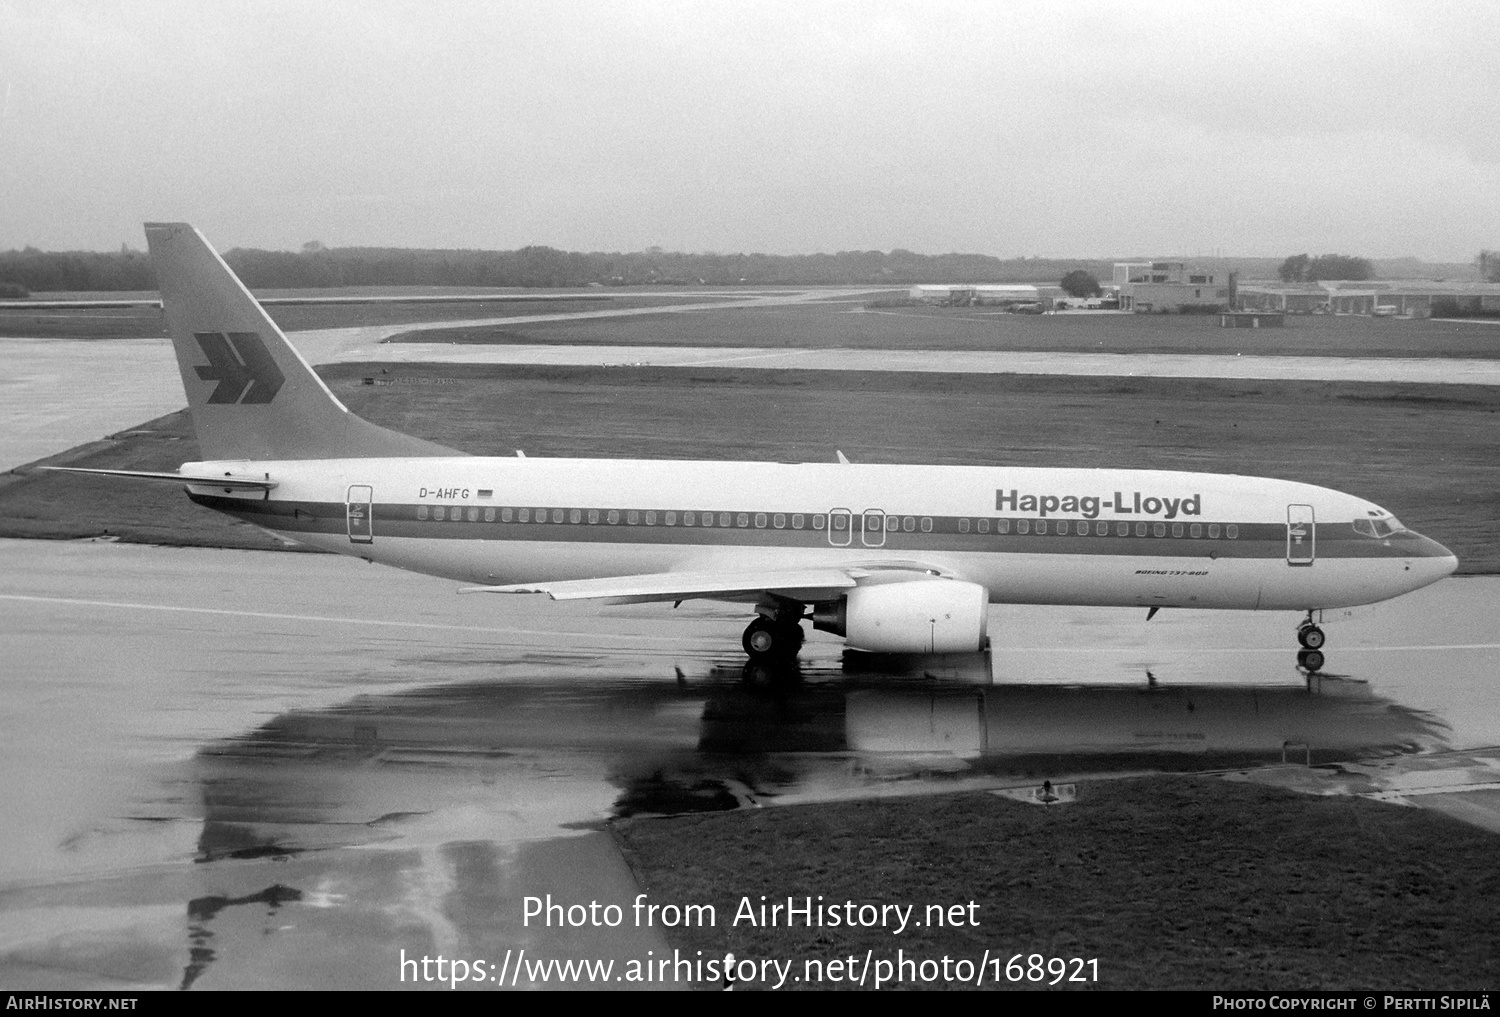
[1355,516,1405,538]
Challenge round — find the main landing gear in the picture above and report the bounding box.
[742,600,806,661]
[1296,611,1326,672]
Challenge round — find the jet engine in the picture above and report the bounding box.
[813,579,990,653]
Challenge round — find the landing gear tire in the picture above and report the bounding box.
[1298,649,1325,672]
[1298,625,1326,650]
[743,618,802,660]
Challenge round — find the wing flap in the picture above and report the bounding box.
[461,568,860,603]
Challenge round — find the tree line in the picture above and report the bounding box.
[1276,253,1373,283]
[0,243,1120,293]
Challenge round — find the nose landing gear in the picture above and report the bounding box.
[1297,612,1326,672]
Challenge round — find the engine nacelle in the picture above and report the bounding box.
[813,580,990,653]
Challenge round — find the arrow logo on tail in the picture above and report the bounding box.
[194,332,286,404]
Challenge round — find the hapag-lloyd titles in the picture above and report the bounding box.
[996,489,1203,520]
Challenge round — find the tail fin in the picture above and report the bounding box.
[145,222,458,460]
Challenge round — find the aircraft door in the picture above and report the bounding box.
[1287,504,1314,565]
[861,509,886,548]
[827,508,852,547]
[347,485,374,544]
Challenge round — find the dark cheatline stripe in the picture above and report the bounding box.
[187,494,1434,561]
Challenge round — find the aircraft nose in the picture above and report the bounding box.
[1404,530,1459,580]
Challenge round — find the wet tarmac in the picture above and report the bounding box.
[0,338,183,470]
[2,538,1499,989]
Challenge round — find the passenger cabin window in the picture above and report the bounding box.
[773,514,786,528]
[1190,523,1201,537]
[435,506,446,521]
[418,505,429,520]
[977,519,990,533]
[1035,520,1047,534]
[502,508,513,522]
[997,520,1009,534]
[1153,522,1165,537]
[1172,523,1183,537]
[1226,524,1238,539]
[468,507,479,522]
[607,510,619,524]
[570,509,582,524]
[588,509,599,524]
[755,513,767,528]
[645,511,656,525]
[812,514,826,529]
[1208,524,1221,538]
[1056,520,1069,535]
[665,511,676,525]
[921,517,933,532]
[958,518,970,533]
[794,514,805,529]
[1096,522,1107,535]
[684,512,696,526]
[1117,522,1129,536]
[1017,519,1029,534]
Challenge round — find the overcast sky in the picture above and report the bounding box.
[2,0,1496,260]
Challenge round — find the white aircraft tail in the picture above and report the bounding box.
[144,222,457,460]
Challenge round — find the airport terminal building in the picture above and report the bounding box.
[1114,262,1232,313]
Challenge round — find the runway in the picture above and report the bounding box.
[3,538,1499,988]
[323,341,1500,385]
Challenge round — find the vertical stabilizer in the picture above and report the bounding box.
[145,222,458,460]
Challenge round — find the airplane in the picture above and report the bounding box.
[48,224,1458,671]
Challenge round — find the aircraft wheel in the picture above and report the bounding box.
[742,619,802,659]
[1298,625,1325,650]
[743,619,779,658]
[1297,649,1325,672]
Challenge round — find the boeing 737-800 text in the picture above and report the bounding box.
[50,224,1458,670]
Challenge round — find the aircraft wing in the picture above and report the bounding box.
[460,563,947,605]
[38,467,278,490]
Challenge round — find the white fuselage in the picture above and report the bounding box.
[183,456,1458,613]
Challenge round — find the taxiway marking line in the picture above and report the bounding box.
[0,593,702,644]
[994,643,1500,653]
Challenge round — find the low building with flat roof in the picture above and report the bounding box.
[909,284,1059,308]
[1237,280,1500,317]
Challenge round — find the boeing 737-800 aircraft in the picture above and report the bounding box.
[52,224,1458,670]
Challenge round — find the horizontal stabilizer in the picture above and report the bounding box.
[38,466,278,490]
[461,568,861,604]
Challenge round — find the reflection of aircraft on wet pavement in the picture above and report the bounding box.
[52,225,1457,669]
[191,668,1445,850]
